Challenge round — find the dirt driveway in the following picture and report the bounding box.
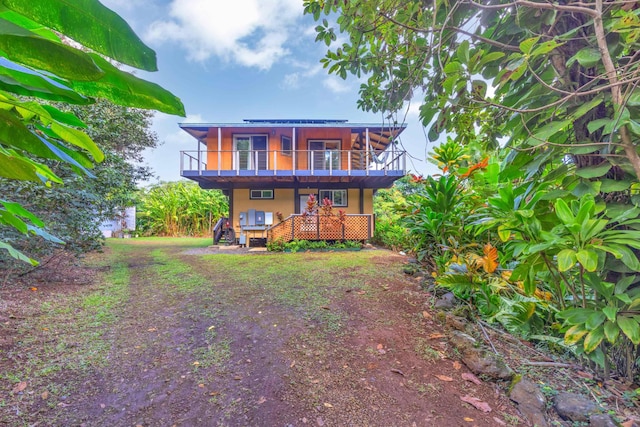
[1,238,520,426]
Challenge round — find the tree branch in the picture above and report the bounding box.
[466,0,598,17]
[594,0,640,181]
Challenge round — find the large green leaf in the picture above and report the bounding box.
[583,325,604,353]
[555,198,575,225]
[564,324,588,345]
[617,316,640,345]
[0,108,57,158]
[0,6,60,41]
[525,119,571,146]
[2,0,157,71]
[0,198,43,226]
[50,122,102,162]
[585,311,606,330]
[41,104,86,128]
[0,149,39,180]
[72,54,185,116]
[603,306,618,323]
[0,58,89,103]
[575,162,611,178]
[0,240,37,265]
[576,249,598,272]
[604,320,620,343]
[568,47,601,67]
[557,248,577,271]
[0,18,104,81]
[600,179,631,192]
[559,308,597,325]
[0,208,27,232]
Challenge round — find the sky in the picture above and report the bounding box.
[101,0,437,183]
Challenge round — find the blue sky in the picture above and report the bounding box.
[102,0,437,182]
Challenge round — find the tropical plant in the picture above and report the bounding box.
[0,1,184,264]
[0,99,159,266]
[137,181,228,237]
[305,0,640,381]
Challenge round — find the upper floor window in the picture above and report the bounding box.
[233,135,268,170]
[281,135,292,156]
[309,140,340,170]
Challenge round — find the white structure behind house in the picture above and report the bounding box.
[99,207,136,238]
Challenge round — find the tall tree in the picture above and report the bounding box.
[0,100,159,260]
[305,0,640,188]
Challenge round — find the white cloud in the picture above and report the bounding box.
[145,0,303,70]
[322,76,350,94]
[281,63,323,90]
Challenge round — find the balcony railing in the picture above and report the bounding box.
[180,149,406,176]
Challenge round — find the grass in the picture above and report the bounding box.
[414,337,443,362]
[1,244,133,425]
[199,251,399,334]
[1,238,406,425]
[110,236,212,248]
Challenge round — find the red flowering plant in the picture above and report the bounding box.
[301,194,318,218]
[320,197,334,216]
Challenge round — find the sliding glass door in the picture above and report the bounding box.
[234,135,268,170]
[308,140,340,171]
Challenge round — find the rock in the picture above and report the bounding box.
[509,377,548,427]
[445,314,467,331]
[448,331,477,353]
[398,251,406,256]
[403,264,419,275]
[462,349,513,380]
[434,292,456,309]
[553,392,597,422]
[589,414,617,427]
[408,257,418,264]
[448,332,514,380]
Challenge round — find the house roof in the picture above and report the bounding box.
[179,120,407,152]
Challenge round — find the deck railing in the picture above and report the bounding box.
[267,214,372,243]
[180,149,406,175]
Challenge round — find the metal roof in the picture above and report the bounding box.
[242,119,349,124]
[179,121,407,141]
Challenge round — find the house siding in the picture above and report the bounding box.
[204,127,354,171]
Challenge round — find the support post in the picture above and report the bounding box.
[365,128,370,176]
[292,127,296,176]
[218,127,221,175]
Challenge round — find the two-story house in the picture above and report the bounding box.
[179,119,407,245]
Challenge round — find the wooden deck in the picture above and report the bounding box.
[267,214,372,243]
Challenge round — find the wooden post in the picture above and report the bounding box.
[217,127,221,175]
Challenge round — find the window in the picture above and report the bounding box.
[281,135,292,155]
[308,140,340,170]
[319,189,347,207]
[233,135,268,170]
[250,189,274,199]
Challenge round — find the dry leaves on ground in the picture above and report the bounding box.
[459,395,492,413]
[461,372,482,385]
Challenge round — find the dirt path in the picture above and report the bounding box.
[1,240,520,426]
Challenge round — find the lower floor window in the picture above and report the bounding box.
[319,189,347,206]
[250,189,274,199]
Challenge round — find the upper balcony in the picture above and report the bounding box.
[178,119,408,190]
[180,148,406,190]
